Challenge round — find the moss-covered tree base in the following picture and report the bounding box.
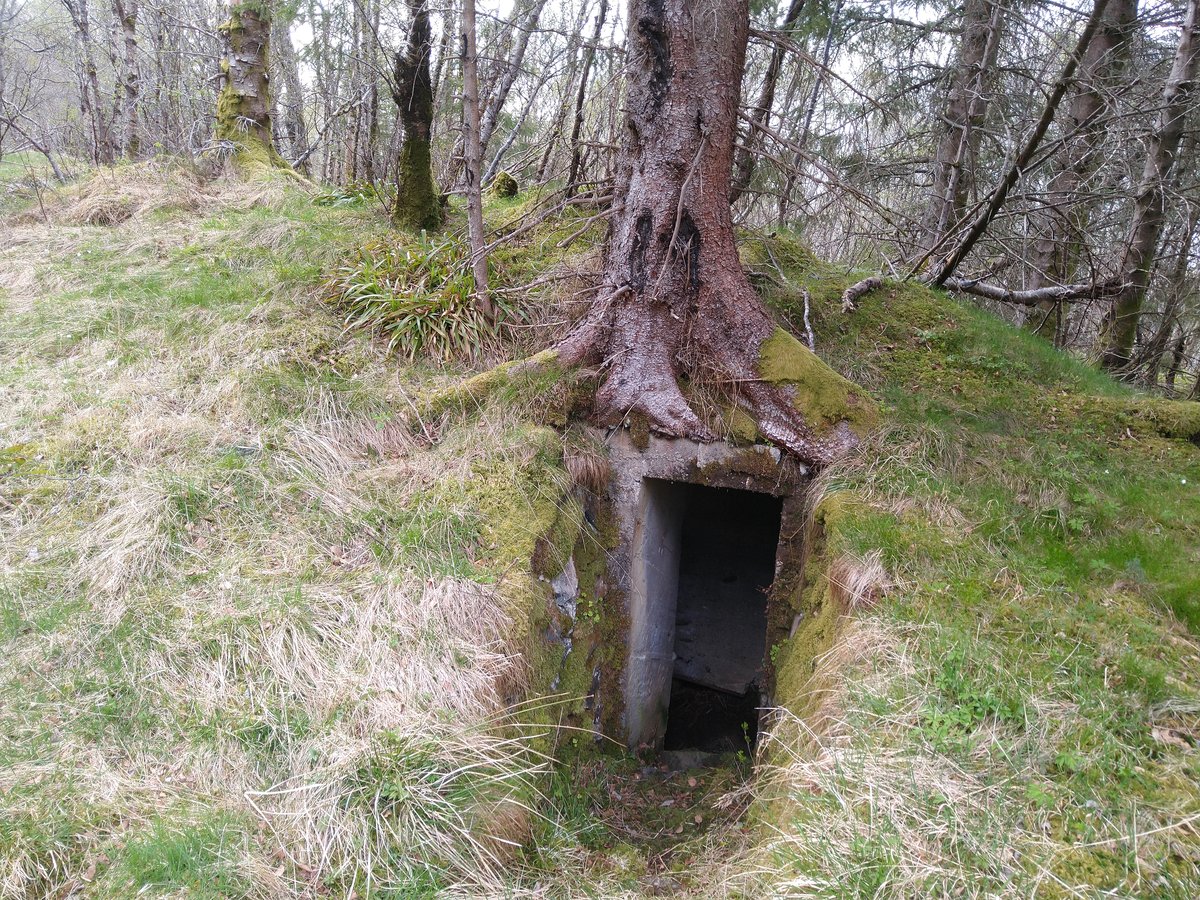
[213,6,290,176]
[393,137,442,232]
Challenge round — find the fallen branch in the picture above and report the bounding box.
[941,276,1125,306]
[839,272,1125,312]
[840,276,886,312]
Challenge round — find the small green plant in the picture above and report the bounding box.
[313,179,390,207]
[920,648,1022,747]
[330,235,517,361]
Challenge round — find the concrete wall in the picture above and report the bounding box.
[600,429,808,750]
[624,479,686,748]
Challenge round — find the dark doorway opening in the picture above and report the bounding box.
[658,483,782,756]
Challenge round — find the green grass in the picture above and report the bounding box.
[115,816,251,897]
[746,234,1200,897]
[2,166,1198,898]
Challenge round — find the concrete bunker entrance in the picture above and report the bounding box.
[632,479,783,759]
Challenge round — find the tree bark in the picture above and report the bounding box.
[534,0,589,182]
[393,0,441,231]
[556,0,870,466]
[1134,205,1197,382]
[112,0,139,157]
[776,0,838,228]
[1164,329,1189,393]
[729,0,806,204]
[926,0,1114,287]
[917,0,1003,260]
[1024,0,1138,343]
[461,0,494,318]
[271,12,309,169]
[479,0,549,154]
[61,0,115,164]
[1098,0,1200,372]
[214,0,282,167]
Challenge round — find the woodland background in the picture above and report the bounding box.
[1,0,1198,390]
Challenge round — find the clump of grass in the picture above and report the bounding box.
[330,234,519,362]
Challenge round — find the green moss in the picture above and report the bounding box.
[394,135,442,232]
[758,327,879,437]
[1088,396,1200,441]
[488,171,519,199]
[421,349,563,420]
[1039,848,1128,897]
[723,404,760,444]
[771,492,862,721]
[213,12,290,174]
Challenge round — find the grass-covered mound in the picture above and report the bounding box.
[742,233,1200,897]
[1,165,1198,898]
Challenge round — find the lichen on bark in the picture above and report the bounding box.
[213,2,289,171]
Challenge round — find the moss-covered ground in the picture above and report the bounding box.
[1,165,1198,897]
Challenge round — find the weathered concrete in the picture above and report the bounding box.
[625,478,686,747]
[600,429,808,750]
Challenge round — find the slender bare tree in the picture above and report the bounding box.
[1098,0,1200,372]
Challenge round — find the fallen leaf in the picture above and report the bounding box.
[1152,726,1191,748]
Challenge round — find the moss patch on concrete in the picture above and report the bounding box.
[460,425,620,748]
[771,491,860,723]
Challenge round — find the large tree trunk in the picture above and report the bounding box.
[214,0,283,168]
[1098,0,1200,372]
[916,0,1003,261]
[1024,0,1137,343]
[557,0,873,467]
[392,0,441,231]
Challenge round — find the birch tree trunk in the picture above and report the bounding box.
[916,0,1003,261]
[1024,0,1138,343]
[112,0,139,157]
[62,0,115,164]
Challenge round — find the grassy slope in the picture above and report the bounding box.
[744,235,1200,898]
[1,167,1198,898]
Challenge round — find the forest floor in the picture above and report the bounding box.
[1,160,1199,898]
